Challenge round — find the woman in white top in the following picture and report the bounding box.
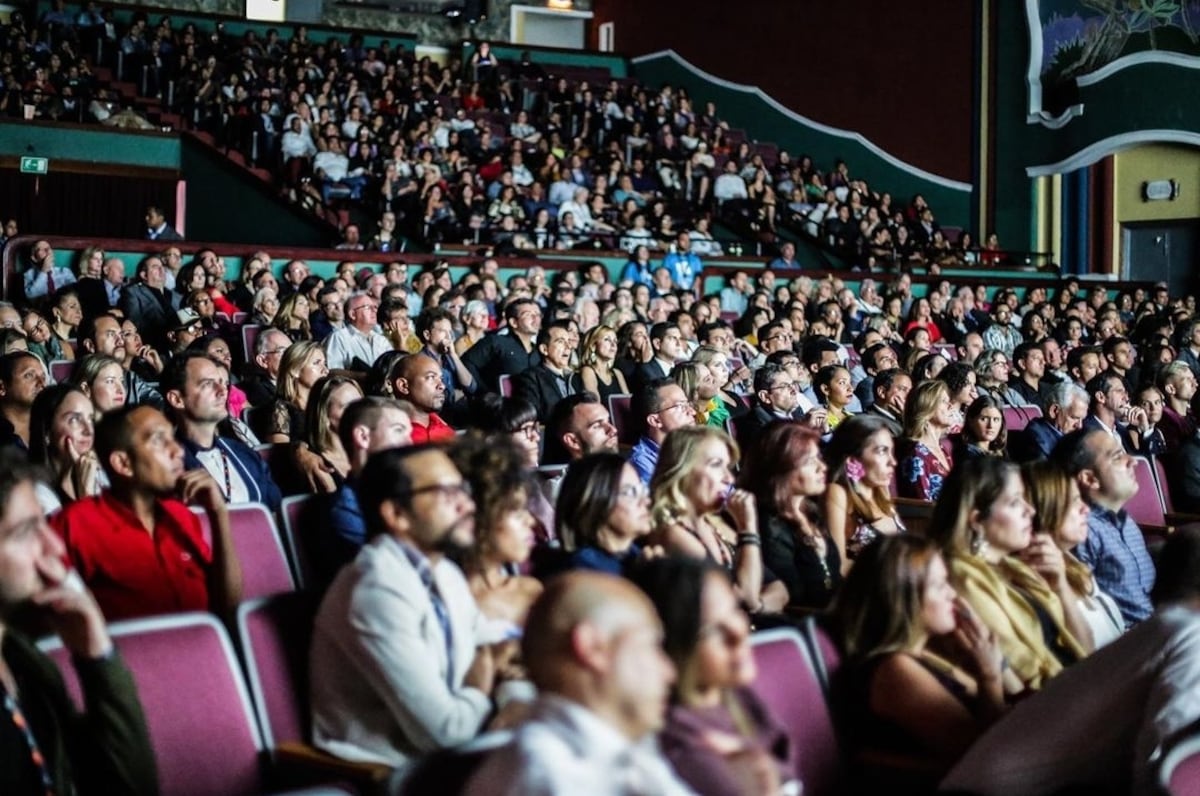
[1021,460,1123,650]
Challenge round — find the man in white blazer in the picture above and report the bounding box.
[308,444,496,771]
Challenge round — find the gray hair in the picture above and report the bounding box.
[1045,381,1088,410]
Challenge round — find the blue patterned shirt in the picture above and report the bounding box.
[1076,504,1155,628]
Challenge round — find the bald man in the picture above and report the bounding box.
[390,354,456,443]
[465,571,691,795]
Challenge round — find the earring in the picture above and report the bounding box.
[969,526,989,557]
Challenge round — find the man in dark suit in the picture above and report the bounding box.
[514,320,581,423]
[735,363,805,451]
[463,298,543,394]
[1010,381,1089,463]
[144,205,183,241]
[632,321,685,392]
[864,367,910,437]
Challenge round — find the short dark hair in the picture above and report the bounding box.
[873,367,907,396]
[504,297,538,324]
[1066,344,1100,374]
[754,363,788,395]
[468,394,538,435]
[160,350,217,397]
[0,351,40,388]
[632,377,675,436]
[649,322,677,347]
[545,391,601,464]
[338,396,408,454]
[356,443,442,541]
[862,342,890,373]
[801,337,840,370]
[94,403,149,481]
[0,448,38,512]
[1050,427,1099,476]
[415,306,454,341]
[536,318,573,349]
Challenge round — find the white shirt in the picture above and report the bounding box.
[314,150,349,182]
[195,446,250,504]
[324,324,394,370]
[713,174,748,202]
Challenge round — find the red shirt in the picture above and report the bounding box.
[410,412,456,444]
[51,492,212,622]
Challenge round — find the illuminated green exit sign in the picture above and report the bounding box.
[19,156,48,174]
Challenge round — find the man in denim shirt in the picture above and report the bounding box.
[1053,428,1155,626]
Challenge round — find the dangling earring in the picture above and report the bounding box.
[970,526,989,557]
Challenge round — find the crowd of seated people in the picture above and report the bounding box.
[4,6,992,270]
[4,224,1200,792]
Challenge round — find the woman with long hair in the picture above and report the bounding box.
[263,341,328,443]
[814,363,855,433]
[578,324,629,403]
[72,354,126,417]
[692,345,746,425]
[1021,461,1123,649]
[952,395,1007,461]
[925,457,1088,691]
[652,426,787,614]
[938,362,978,429]
[273,292,313,341]
[631,557,798,796]
[833,535,1008,788]
[470,395,558,544]
[554,452,656,574]
[28,384,107,510]
[304,375,364,490]
[740,421,838,611]
[897,380,956,501]
[671,361,721,427]
[22,309,73,363]
[825,415,903,573]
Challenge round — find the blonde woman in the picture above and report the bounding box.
[926,457,1086,692]
[650,426,787,614]
[898,380,956,501]
[692,345,744,424]
[825,415,904,573]
[264,341,328,443]
[578,324,629,404]
[1021,461,1123,650]
[671,360,722,427]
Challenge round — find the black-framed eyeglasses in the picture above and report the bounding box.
[402,481,473,500]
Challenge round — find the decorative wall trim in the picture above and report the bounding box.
[631,49,972,192]
[1025,129,1200,177]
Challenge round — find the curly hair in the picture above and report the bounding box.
[449,432,534,569]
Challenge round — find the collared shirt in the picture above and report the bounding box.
[51,491,212,621]
[324,325,394,370]
[23,266,76,299]
[629,436,661,484]
[1077,504,1155,627]
[410,412,456,444]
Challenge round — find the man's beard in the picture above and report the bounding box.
[432,514,475,559]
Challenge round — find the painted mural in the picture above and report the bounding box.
[1027,0,1200,123]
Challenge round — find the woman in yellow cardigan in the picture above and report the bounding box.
[925,457,1088,692]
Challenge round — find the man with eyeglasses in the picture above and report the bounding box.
[515,320,581,424]
[390,354,456,444]
[629,377,696,484]
[310,444,516,769]
[241,328,291,408]
[736,363,823,451]
[310,285,346,342]
[165,308,205,357]
[463,298,543,394]
[77,314,164,409]
[325,291,392,372]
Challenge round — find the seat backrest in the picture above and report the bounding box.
[1153,456,1174,513]
[498,373,514,398]
[801,615,843,698]
[192,503,296,599]
[1161,732,1200,794]
[607,393,637,445]
[242,323,263,363]
[236,593,320,751]
[749,627,843,796]
[1002,406,1036,432]
[280,493,317,589]
[41,613,264,796]
[48,358,74,383]
[1128,457,1167,527]
[895,497,935,537]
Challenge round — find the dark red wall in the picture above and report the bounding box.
[591,0,975,184]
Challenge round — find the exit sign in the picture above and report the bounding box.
[19,156,48,174]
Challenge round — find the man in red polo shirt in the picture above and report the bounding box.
[51,404,243,621]
[390,354,456,444]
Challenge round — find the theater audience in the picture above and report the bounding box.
[824,415,903,572]
[310,444,513,770]
[51,404,243,621]
[1021,460,1124,650]
[741,422,841,610]
[633,557,799,796]
[925,457,1086,691]
[1052,428,1155,627]
[834,535,1008,791]
[898,379,955,501]
[0,452,158,796]
[464,571,690,795]
[28,384,107,510]
[651,426,785,614]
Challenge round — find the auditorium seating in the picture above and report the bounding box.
[1128,457,1167,528]
[40,612,268,796]
[607,393,636,446]
[749,626,844,796]
[191,503,296,600]
[1160,730,1200,795]
[1001,405,1042,432]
